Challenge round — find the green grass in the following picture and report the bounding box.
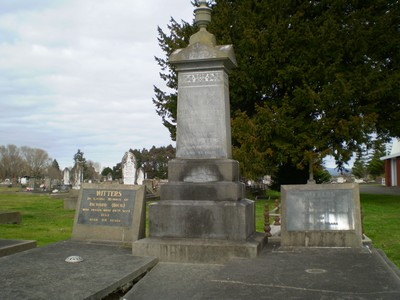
[361,194,400,268]
[0,192,75,246]
[1,189,399,268]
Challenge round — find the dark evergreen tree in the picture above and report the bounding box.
[101,167,113,177]
[112,163,122,180]
[130,145,176,179]
[47,159,62,184]
[367,139,386,178]
[352,150,368,179]
[153,0,400,181]
[51,159,60,171]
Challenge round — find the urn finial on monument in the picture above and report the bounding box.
[189,0,216,46]
[195,0,211,29]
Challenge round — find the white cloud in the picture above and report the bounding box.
[0,0,194,170]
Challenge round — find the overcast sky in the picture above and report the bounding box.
[0,0,194,170]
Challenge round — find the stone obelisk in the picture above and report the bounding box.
[132,1,266,263]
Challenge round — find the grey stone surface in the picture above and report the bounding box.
[160,182,244,201]
[0,240,157,300]
[132,233,266,264]
[72,183,146,245]
[147,200,255,240]
[281,183,363,247]
[125,244,400,300]
[174,67,233,159]
[167,159,241,182]
[0,239,36,257]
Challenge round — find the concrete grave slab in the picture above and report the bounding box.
[125,244,400,300]
[0,239,36,257]
[0,240,157,300]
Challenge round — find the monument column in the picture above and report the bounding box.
[132,1,266,263]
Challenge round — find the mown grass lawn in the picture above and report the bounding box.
[0,191,75,246]
[0,188,399,268]
[360,194,400,268]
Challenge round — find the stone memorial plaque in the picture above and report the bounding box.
[77,189,136,227]
[72,183,145,245]
[285,189,355,231]
[281,183,362,247]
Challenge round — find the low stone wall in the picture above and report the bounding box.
[0,211,21,224]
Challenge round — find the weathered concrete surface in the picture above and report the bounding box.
[0,239,36,257]
[125,243,400,300]
[132,233,266,264]
[147,199,255,240]
[0,240,157,300]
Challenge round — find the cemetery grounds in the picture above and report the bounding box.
[0,186,399,268]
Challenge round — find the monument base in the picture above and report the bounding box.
[148,199,255,240]
[281,231,362,248]
[132,233,267,263]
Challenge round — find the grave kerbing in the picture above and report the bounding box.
[132,1,266,263]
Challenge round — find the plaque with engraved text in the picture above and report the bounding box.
[285,189,355,231]
[77,188,136,227]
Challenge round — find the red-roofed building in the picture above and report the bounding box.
[380,139,400,187]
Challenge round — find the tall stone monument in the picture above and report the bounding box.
[132,1,266,263]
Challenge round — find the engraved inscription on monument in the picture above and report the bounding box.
[77,189,136,227]
[286,189,355,231]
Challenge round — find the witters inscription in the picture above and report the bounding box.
[77,189,136,226]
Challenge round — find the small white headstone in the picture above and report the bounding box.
[63,168,70,185]
[136,168,145,185]
[122,152,137,185]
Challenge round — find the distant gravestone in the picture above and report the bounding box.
[20,177,26,185]
[0,211,21,224]
[136,168,144,185]
[281,183,362,247]
[122,151,137,185]
[72,183,146,245]
[106,173,113,182]
[63,168,70,185]
[72,163,83,189]
[44,178,51,190]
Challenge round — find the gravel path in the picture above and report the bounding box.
[359,184,400,196]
